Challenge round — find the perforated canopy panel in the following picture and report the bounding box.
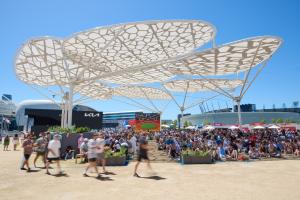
[166,36,282,76]
[15,20,215,86]
[74,81,112,100]
[164,78,244,93]
[113,86,171,100]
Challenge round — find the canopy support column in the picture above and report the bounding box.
[235,97,242,125]
[67,85,74,128]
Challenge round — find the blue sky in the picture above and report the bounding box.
[0,0,299,119]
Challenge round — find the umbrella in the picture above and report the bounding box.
[229,125,239,130]
[203,125,215,130]
[268,124,280,129]
[253,125,265,129]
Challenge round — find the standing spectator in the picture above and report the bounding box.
[129,133,137,155]
[46,134,63,175]
[77,134,84,153]
[3,135,10,151]
[13,134,19,151]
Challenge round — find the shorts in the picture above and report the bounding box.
[24,154,31,160]
[36,152,46,156]
[97,153,105,160]
[88,158,97,162]
[47,157,60,161]
[138,150,149,161]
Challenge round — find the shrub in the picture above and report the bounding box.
[181,149,209,157]
[105,146,126,158]
[47,126,90,134]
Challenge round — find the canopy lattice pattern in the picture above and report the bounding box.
[113,86,171,100]
[15,20,215,86]
[164,78,244,93]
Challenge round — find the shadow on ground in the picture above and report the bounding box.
[139,175,166,180]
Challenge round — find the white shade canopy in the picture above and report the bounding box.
[74,81,112,100]
[163,78,243,93]
[113,85,171,100]
[15,20,215,86]
[163,36,282,76]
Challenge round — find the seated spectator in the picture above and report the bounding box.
[64,146,75,160]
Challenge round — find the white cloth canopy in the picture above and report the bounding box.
[253,125,265,129]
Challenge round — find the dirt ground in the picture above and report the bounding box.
[0,147,300,200]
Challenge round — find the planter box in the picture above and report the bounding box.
[181,154,213,164]
[99,156,126,166]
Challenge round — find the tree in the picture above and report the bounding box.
[271,118,276,123]
[203,119,210,125]
[172,120,177,129]
[276,118,284,123]
[260,119,266,124]
[184,121,189,128]
[188,121,193,126]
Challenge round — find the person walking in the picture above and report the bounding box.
[33,133,47,168]
[22,134,33,172]
[96,132,107,173]
[46,134,63,175]
[83,133,100,178]
[133,132,155,177]
[3,135,10,151]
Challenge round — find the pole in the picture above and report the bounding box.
[67,86,74,128]
[180,107,184,129]
[61,104,64,128]
[159,111,162,131]
[236,98,242,125]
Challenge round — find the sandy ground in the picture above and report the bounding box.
[0,147,300,200]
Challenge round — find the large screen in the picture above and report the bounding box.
[134,113,160,132]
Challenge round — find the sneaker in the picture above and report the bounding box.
[96,174,102,179]
[46,171,51,175]
[83,173,88,177]
[27,168,31,172]
[20,167,27,170]
[133,173,140,178]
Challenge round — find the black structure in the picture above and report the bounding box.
[234,104,256,112]
[25,109,103,133]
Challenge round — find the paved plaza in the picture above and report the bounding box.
[0,149,300,200]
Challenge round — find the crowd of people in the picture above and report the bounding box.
[1,130,153,177]
[154,128,300,161]
[1,127,300,177]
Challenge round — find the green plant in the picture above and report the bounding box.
[276,118,284,123]
[47,126,90,134]
[181,149,209,157]
[105,146,126,158]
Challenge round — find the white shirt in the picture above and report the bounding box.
[129,136,137,151]
[47,140,61,158]
[96,138,105,154]
[87,139,97,158]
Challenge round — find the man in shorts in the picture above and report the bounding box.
[22,134,33,172]
[83,133,100,178]
[33,133,47,168]
[133,132,154,177]
[96,132,107,173]
[46,134,63,175]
